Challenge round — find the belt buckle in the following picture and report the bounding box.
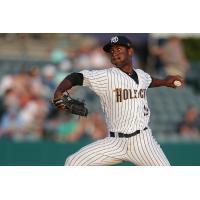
[111,131,136,138]
[114,132,122,138]
[110,132,118,138]
[116,132,121,138]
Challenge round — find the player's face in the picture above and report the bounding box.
[109,45,132,67]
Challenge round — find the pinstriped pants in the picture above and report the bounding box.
[65,128,170,166]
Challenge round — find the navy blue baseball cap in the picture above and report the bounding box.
[103,36,133,52]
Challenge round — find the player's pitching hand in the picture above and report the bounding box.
[165,75,184,88]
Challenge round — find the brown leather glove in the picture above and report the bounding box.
[52,94,88,117]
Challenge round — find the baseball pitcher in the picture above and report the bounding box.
[52,36,184,166]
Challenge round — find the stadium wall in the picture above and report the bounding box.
[0,139,199,166]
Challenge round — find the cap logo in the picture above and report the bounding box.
[110,36,119,43]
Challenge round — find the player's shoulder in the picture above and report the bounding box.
[135,68,146,74]
[80,67,112,78]
[135,68,151,76]
[106,67,116,73]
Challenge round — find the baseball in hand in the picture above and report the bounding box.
[174,80,182,87]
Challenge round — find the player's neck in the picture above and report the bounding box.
[118,64,133,75]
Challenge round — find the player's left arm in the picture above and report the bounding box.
[149,75,184,88]
[53,72,83,109]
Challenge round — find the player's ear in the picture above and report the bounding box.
[128,48,134,56]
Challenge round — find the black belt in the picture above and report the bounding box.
[110,127,148,138]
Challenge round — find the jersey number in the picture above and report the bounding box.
[144,105,149,116]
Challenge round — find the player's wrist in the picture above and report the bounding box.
[163,79,171,87]
[54,91,64,99]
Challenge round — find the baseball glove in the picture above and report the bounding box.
[52,93,88,117]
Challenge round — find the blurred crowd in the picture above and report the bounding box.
[0,49,110,142]
[177,106,200,139]
[0,33,114,142]
[0,33,199,143]
[149,35,190,78]
[0,65,109,142]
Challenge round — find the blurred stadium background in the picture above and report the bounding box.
[0,33,200,166]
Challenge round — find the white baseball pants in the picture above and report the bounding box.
[65,128,170,166]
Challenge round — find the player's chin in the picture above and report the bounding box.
[111,61,124,68]
[115,63,125,68]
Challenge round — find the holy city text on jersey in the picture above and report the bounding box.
[113,88,147,102]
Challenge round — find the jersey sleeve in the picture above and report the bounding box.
[136,69,152,88]
[79,69,108,95]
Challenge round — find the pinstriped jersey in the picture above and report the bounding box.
[80,67,152,134]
